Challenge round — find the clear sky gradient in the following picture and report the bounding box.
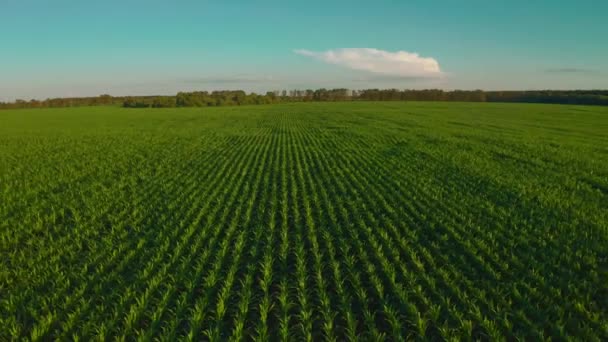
[1,0,607,100]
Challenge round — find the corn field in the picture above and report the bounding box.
[1,102,607,340]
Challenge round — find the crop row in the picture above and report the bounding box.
[1,103,607,340]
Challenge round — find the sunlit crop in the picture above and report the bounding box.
[1,102,607,340]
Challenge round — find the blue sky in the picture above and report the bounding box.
[1,0,607,100]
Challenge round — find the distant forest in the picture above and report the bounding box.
[1,89,607,109]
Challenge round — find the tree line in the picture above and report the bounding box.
[0,94,123,109]
[2,89,607,110]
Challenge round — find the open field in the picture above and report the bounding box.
[1,102,607,340]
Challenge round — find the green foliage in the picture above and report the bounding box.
[1,102,607,340]
[151,97,177,108]
[2,89,607,110]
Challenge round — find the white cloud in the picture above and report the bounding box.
[294,48,442,78]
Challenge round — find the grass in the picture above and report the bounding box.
[1,101,607,340]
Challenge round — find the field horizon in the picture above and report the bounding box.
[4,0,608,339]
